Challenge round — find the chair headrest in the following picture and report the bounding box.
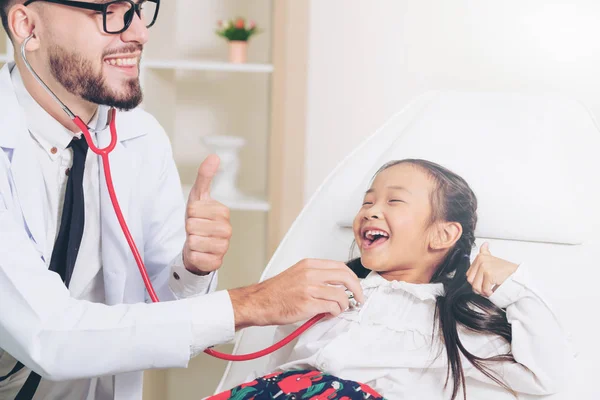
[335,91,600,245]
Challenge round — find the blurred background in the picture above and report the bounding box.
[3,0,599,398]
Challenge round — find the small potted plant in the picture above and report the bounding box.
[216,17,260,64]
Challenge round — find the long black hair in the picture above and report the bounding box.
[348,159,516,400]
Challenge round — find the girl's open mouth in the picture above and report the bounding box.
[361,229,390,250]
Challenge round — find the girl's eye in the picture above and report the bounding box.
[389,199,405,203]
[362,201,373,206]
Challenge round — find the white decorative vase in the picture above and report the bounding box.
[202,135,247,200]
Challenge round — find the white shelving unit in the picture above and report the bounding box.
[140,55,274,215]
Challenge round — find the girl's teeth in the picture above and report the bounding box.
[365,230,388,239]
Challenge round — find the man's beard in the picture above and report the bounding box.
[48,44,143,111]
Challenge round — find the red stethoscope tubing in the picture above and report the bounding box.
[75,109,325,361]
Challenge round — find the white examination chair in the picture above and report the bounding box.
[215,92,600,399]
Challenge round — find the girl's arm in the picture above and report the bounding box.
[466,262,576,395]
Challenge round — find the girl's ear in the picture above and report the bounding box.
[429,221,463,250]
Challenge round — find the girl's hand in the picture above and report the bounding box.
[466,242,519,297]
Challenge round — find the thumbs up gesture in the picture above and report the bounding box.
[466,242,519,297]
[182,154,232,275]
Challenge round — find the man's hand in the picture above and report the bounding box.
[183,154,232,275]
[466,242,519,297]
[228,259,365,329]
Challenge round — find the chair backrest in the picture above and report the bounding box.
[215,91,600,399]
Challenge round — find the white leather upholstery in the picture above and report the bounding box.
[216,92,600,399]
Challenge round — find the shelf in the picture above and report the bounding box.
[182,185,270,212]
[142,59,273,73]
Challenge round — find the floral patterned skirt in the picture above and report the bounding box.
[207,369,386,400]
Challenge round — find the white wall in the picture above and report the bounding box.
[305,0,600,199]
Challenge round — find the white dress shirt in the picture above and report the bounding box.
[0,67,229,400]
[266,264,575,399]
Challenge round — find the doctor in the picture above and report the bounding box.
[0,1,364,399]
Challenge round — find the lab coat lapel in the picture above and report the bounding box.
[97,116,142,305]
[8,134,48,259]
[98,135,132,304]
[0,63,47,259]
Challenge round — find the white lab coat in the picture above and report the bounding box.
[0,62,219,399]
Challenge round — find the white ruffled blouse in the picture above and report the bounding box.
[264,264,575,399]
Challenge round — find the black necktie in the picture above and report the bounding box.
[48,136,88,287]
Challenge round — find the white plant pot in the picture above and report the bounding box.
[202,135,247,200]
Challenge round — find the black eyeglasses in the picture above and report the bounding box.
[23,0,160,34]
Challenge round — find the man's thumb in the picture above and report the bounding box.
[190,154,220,202]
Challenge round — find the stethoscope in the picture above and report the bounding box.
[20,33,344,362]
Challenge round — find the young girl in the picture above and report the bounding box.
[210,159,573,400]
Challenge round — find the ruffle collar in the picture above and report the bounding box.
[361,271,445,301]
